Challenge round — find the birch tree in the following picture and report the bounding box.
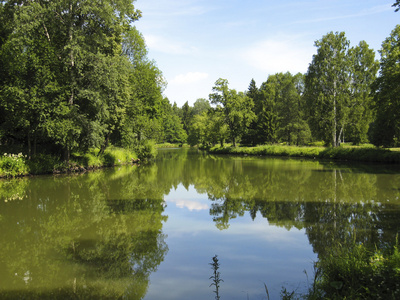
[372,25,400,147]
[305,32,351,147]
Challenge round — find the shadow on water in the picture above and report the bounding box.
[0,148,399,299]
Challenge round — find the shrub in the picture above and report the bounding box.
[135,140,157,161]
[101,147,138,166]
[0,153,29,177]
[27,153,63,174]
[82,152,103,168]
[314,240,400,299]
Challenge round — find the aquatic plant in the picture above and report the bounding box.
[209,255,223,300]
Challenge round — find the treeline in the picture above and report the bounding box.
[1,2,400,161]
[174,26,400,149]
[0,0,186,160]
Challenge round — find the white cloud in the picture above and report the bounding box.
[169,198,209,211]
[144,34,198,55]
[170,72,209,85]
[243,36,315,74]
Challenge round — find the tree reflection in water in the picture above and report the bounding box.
[1,148,400,299]
[0,167,168,299]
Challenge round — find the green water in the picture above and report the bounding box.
[0,148,399,299]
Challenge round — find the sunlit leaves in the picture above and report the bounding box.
[372,25,400,147]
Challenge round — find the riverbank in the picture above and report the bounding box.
[0,147,140,178]
[208,145,400,163]
[155,143,190,148]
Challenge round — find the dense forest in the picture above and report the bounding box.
[0,0,186,161]
[1,1,400,163]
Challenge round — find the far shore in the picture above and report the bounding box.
[207,144,400,164]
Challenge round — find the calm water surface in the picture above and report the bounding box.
[0,148,399,299]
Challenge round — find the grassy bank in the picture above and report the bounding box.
[209,145,400,163]
[0,147,140,178]
[155,143,190,148]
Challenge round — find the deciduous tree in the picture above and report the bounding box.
[305,32,351,147]
[209,79,255,146]
[372,25,400,147]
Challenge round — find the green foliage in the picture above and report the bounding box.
[372,25,400,147]
[314,240,400,299]
[0,153,29,177]
[135,140,157,161]
[1,147,139,177]
[209,78,255,146]
[305,32,378,147]
[209,145,400,163]
[26,153,63,174]
[102,147,138,166]
[82,151,103,169]
[0,0,168,159]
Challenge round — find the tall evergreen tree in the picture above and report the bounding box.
[258,79,278,144]
[241,79,260,145]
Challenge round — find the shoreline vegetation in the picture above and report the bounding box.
[0,147,141,178]
[2,143,400,178]
[208,144,400,164]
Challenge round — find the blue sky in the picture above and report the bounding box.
[134,0,399,107]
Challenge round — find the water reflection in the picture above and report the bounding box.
[155,149,400,253]
[0,167,168,299]
[1,148,400,299]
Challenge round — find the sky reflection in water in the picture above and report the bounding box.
[145,184,317,300]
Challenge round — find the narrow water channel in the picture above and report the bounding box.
[0,148,399,299]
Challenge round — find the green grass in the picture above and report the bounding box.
[156,142,190,148]
[209,144,400,163]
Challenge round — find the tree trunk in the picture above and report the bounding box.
[33,133,37,157]
[98,132,111,156]
[27,131,31,160]
[332,82,337,147]
[64,147,70,163]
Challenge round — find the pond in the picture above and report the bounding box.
[0,148,399,299]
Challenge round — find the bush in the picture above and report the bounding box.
[314,240,400,299]
[27,153,63,174]
[0,153,29,177]
[101,147,138,166]
[82,151,103,168]
[135,140,157,161]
